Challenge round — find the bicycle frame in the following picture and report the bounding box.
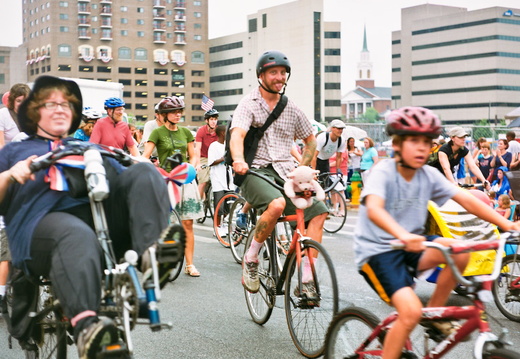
[351,237,512,359]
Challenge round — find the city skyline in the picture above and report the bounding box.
[1,0,519,90]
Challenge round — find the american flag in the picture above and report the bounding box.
[201,94,214,111]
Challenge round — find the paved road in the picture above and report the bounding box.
[1,210,519,358]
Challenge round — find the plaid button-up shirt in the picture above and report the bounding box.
[231,87,312,180]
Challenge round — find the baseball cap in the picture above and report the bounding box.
[330,119,346,129]
[448,127,469,138]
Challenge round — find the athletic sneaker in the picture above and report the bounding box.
[421,320,467,342]
[217,225,228,238]
[242,258,259,293]
[76,317,119,359]
[236,212,248,230]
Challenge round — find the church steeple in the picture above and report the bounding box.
[356,24,374,88]
[362,24,368,52]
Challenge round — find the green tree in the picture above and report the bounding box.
[360,107,380,123]
[472,119,493,141]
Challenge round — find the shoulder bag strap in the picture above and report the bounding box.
[256,95,288,137]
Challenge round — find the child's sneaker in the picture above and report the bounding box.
[236,212,248,230]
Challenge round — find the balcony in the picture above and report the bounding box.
[78,19,91,26]
[154,34,166,44]
[78,5,91,14]
[100,7,112,16]
[174,25,186,33]
[78,0,90,2]
[153,0,166,8]
[174,1,186,9]
[100,20,112,28]
[174,14,186,22]
[153,11,166,20]
[153,24,166,31]
[100,0,112,3]
[78,30,92,40]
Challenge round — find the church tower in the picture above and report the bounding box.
[356,25,375,88]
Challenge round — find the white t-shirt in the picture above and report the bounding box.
[207,141,234,192]
[316,132,346,160]
[0,107,20,144]
[508,140,520,156]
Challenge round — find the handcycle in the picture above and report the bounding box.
[317,172,348,234]
[324,233,520,359]
[4,142,185,358]
[242,169,339,358]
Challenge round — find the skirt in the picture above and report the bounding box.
[175,181,204,221]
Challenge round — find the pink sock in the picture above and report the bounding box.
[302,257,317,283]
[246,239,263,262]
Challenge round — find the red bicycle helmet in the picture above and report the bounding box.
[386,106,441,138]
[158,96,185,113]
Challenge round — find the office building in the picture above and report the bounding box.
[208,0,342,123]
[392,4,520,124]
[22,0,210,124]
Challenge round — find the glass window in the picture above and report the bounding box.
[137,31,145,37]
[118,47,131,60]
[119,79,131,85]
[137,7,144,13]
[121,30,128,36]
[194,23,201,29]
[121,6,128,12]
[59,14,68,20]
[97,66,112,73]
[121,18,128,24]
[194,12,202,18]
[58,44,71,57]
[137,19,144,25]
[135,48,147,60]
[191,51,204,63]
[59,26,69,32]
[80,66,94,72]
[135,67,147,74]
[59,1,68,7]
[194,35,202,41]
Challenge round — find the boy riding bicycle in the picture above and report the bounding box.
[354,106,520,359]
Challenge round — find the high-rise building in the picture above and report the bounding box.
[208,0,342,123]
[392,4,520,124]
[0,46,27,95]
[22,0,210,124]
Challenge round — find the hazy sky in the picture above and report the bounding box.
[2,0,519,91]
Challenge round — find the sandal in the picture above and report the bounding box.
[184,264,200,277]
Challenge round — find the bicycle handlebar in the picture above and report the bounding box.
[391,232,520,287]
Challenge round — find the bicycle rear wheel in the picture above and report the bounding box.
[213,192,238,248]
[243,230,275,325]
[323,189,347,234]
[229,197,254,264]
[492,254,520,322]
[167,209,184,283]
[324,307,383,359]
[284,239,339,358]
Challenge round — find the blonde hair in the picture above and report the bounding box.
[498,194,511,208]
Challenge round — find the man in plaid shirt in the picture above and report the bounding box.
[229,50,328,294]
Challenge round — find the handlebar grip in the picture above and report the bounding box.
[390,240,406,250]
[84,149,109,201]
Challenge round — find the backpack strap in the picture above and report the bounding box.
[323,131,342,151]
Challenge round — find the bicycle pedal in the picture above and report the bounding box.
[97,340,129,358]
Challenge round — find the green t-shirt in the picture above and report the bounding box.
[148,126,194,171]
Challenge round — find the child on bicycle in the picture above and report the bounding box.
[354,106,520,359]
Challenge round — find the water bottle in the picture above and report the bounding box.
[144,280,161,331]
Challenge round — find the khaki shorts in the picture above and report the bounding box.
[0,227,11,262]
[197,157,210,184]
[240,166,328,222]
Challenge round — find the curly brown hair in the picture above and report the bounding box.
[7,83,30,110]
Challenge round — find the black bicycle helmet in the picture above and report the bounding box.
[204,109,219,120]
[386,106,441,139]
[104,97,125,109]
[256,50,291,77]
[158,96,185,113]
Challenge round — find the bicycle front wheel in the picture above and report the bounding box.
[167,209,184,283]
[243,230,275,325]
[26,285,69,359]
[492,254,520,322]
[324,307,383,359]
[285,239,339,358]
[229,197,254,264]
[213,192,238,248]
[323,189,347,234]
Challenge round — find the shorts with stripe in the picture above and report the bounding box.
[359,235,438,304]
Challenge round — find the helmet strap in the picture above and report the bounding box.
[37,125,65,140]
[394,150,418,170]
[257,72,290,95]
